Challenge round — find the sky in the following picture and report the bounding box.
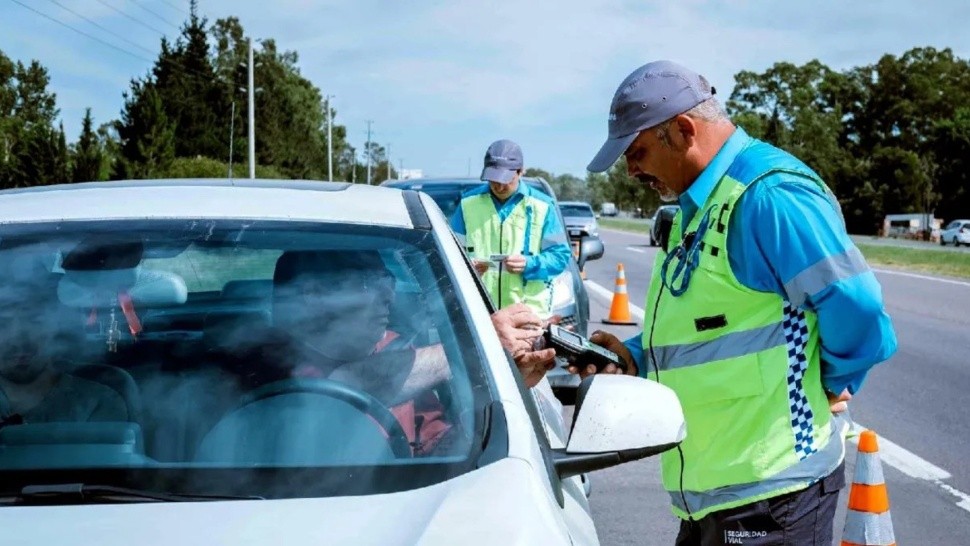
[2,0,969,179]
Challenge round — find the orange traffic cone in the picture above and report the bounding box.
[841,430,896,546]
[603,263,637,325]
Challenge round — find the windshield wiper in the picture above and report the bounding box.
[4,483,264,505]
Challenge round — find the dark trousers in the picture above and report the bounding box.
[674,462,845,546]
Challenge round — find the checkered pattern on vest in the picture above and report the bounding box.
[783,303,817,460]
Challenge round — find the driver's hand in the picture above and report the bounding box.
[491,303,557,388]
[471,259,490,276]
[565,330,636,379]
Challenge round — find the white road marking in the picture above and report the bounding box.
[585,280,645,321]
[585,280,970,515]
[872,268,970,288]
[626,246,647,254]
[849,426,970,515]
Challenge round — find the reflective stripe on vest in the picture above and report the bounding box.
[642,139,844,520]
[669,416,847,515]
[460,192,552,316]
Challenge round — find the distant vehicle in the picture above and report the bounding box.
[0,178,685,546]
[941,219,970,246]
[599,202,617,217]
[558,201,600,239]
[649,204,680,249]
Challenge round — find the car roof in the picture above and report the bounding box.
[383,176,555,195]
[558,201,592,207]
[0,179,417,228]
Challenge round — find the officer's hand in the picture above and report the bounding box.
[565,330,636,379]
[827,389,852,414]
[471,259,490,276]
[504,254,527,274]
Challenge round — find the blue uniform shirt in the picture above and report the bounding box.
[625,128,897,395]
[450,181,572,282]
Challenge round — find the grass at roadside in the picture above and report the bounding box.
[857,244,970,279]
[599,217,652,234]
[597,218,970,279]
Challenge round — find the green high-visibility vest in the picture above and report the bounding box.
[460,192,553,317]
[641,141,846,520]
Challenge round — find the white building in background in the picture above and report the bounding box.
[398,169,424,180]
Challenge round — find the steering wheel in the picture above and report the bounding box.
[234,377,413,459]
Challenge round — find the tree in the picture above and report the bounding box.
[114,81,175,179]
[72,108,103,182]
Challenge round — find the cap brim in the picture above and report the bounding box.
[481,166,517,184]
[587,132,638,173]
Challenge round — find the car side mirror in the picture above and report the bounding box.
[577,236,604,269]
[552,375,685,479]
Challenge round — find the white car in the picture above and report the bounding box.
[941,219,970,246]
[0,179,685,546]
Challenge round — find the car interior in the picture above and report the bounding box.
[0,229,474,471]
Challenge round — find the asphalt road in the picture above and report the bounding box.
[575,227,970,546]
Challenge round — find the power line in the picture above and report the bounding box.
[9,0,155,64]
[130,0,183,31]
[92,0,170,36]
[159,0,189,15]
[45,0,157,57]
[15,0,234,95]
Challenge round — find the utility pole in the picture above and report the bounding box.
[365,120,373,185]
[349,146,356,183]
[228,101,235,178]
[247,38,255,179]
[386,143,391,181]
[325,94,334,182]
[399,158,403,180]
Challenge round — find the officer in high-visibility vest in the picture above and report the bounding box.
[573,61,898,544]
[451,139,571,318]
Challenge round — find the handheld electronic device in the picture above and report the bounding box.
[543,323,625,372]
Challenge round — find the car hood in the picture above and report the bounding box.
[1,458,571,546]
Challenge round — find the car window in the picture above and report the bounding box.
[559,204,594,217]
[0,219,493,499]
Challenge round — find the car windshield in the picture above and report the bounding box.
[391,180,553,220]
[559,205,594,218]
[0,219,492,500]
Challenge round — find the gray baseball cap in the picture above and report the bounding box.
[481,139,524,184]
[587,60,716,173]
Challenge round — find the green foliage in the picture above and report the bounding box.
[158,156,285,179]
[727,47,970,233]
[71,108,104,182]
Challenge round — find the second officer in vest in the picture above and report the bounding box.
[451,139,571,318]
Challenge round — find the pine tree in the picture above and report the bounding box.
[114,81,174,179]
[72,108,103,182]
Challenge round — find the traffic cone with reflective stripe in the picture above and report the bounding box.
[841,429,896,546]
[603,263,637,325]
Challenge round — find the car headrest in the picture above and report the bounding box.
[273,250,385,287]
[58,269,188,308]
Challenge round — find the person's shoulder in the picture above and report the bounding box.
[461,183,491,199]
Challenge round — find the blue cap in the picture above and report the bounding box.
[587,60,716,173]
[481,139,524,184]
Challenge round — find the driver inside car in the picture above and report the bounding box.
[268,250,457,456]
[0,280,128,426]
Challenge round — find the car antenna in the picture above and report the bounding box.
[227,100,236,186]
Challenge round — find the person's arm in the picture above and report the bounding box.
[522,207,572,282]
[729,174,898,396]
[490,303,556,388]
